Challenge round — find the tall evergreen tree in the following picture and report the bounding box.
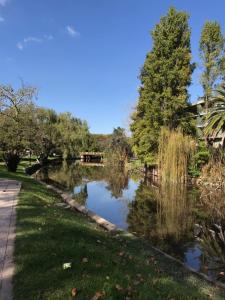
[130,7,195,163]
[200,21,225,111]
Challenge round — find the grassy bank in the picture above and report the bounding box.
[0,162,225,299]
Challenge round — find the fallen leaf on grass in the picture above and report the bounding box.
[71,288,77,297]
[63,262,72,270]
[91,291,105,300]
[82,257,88,263]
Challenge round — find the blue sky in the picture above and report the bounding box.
[1,0,225,133]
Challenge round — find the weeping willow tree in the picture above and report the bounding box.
[158,128,196,184]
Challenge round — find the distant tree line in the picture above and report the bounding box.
[0,84,132,172]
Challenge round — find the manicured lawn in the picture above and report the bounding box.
[0,162,225,299]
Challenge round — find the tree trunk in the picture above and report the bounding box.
[3,151,20,172]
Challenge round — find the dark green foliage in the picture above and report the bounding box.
[188,141,210,177]
[194,150,210,168]
[195,142,210,167]
[131,7,195,163]
[0,150,3,162]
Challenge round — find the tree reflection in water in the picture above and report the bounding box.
[127,179,199,256]
[104,165,129,198]
[73,184,88,205]
[42,161,129,200]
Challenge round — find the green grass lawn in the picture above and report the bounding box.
[0,162,225,299]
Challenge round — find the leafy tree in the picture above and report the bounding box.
[130,7,195,163]
[200,21,225,111]
[107,127,131,165]
[0,85,36,171]
[31,110,95,161]
[56,113,93,159]
[33,108,59,163]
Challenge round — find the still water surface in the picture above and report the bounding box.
[38,161,225,280]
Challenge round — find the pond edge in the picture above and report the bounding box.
[33,176,225,291]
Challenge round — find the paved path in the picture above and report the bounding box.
[0,179,21,300]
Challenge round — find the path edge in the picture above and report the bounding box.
[0,180,21,300]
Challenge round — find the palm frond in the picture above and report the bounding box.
[204,84,225,138]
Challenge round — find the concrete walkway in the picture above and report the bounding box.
[0,179,21,300]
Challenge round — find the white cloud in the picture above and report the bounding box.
[16,42,23,51]
[0,0,9,6]
[16,34,53,50]
[23,36,43,43]
[66,25,79,37]
[0,16,5,22]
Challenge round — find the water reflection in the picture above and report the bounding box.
[105,167,129,198]
[38,161,225,279]
[127,181,199,260]
[73,184,88,205]
[43,161,130,199]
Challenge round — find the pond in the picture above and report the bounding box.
[38,161,225,281]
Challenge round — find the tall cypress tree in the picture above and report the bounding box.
[199,21,225,111]
[130,7,195,163]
